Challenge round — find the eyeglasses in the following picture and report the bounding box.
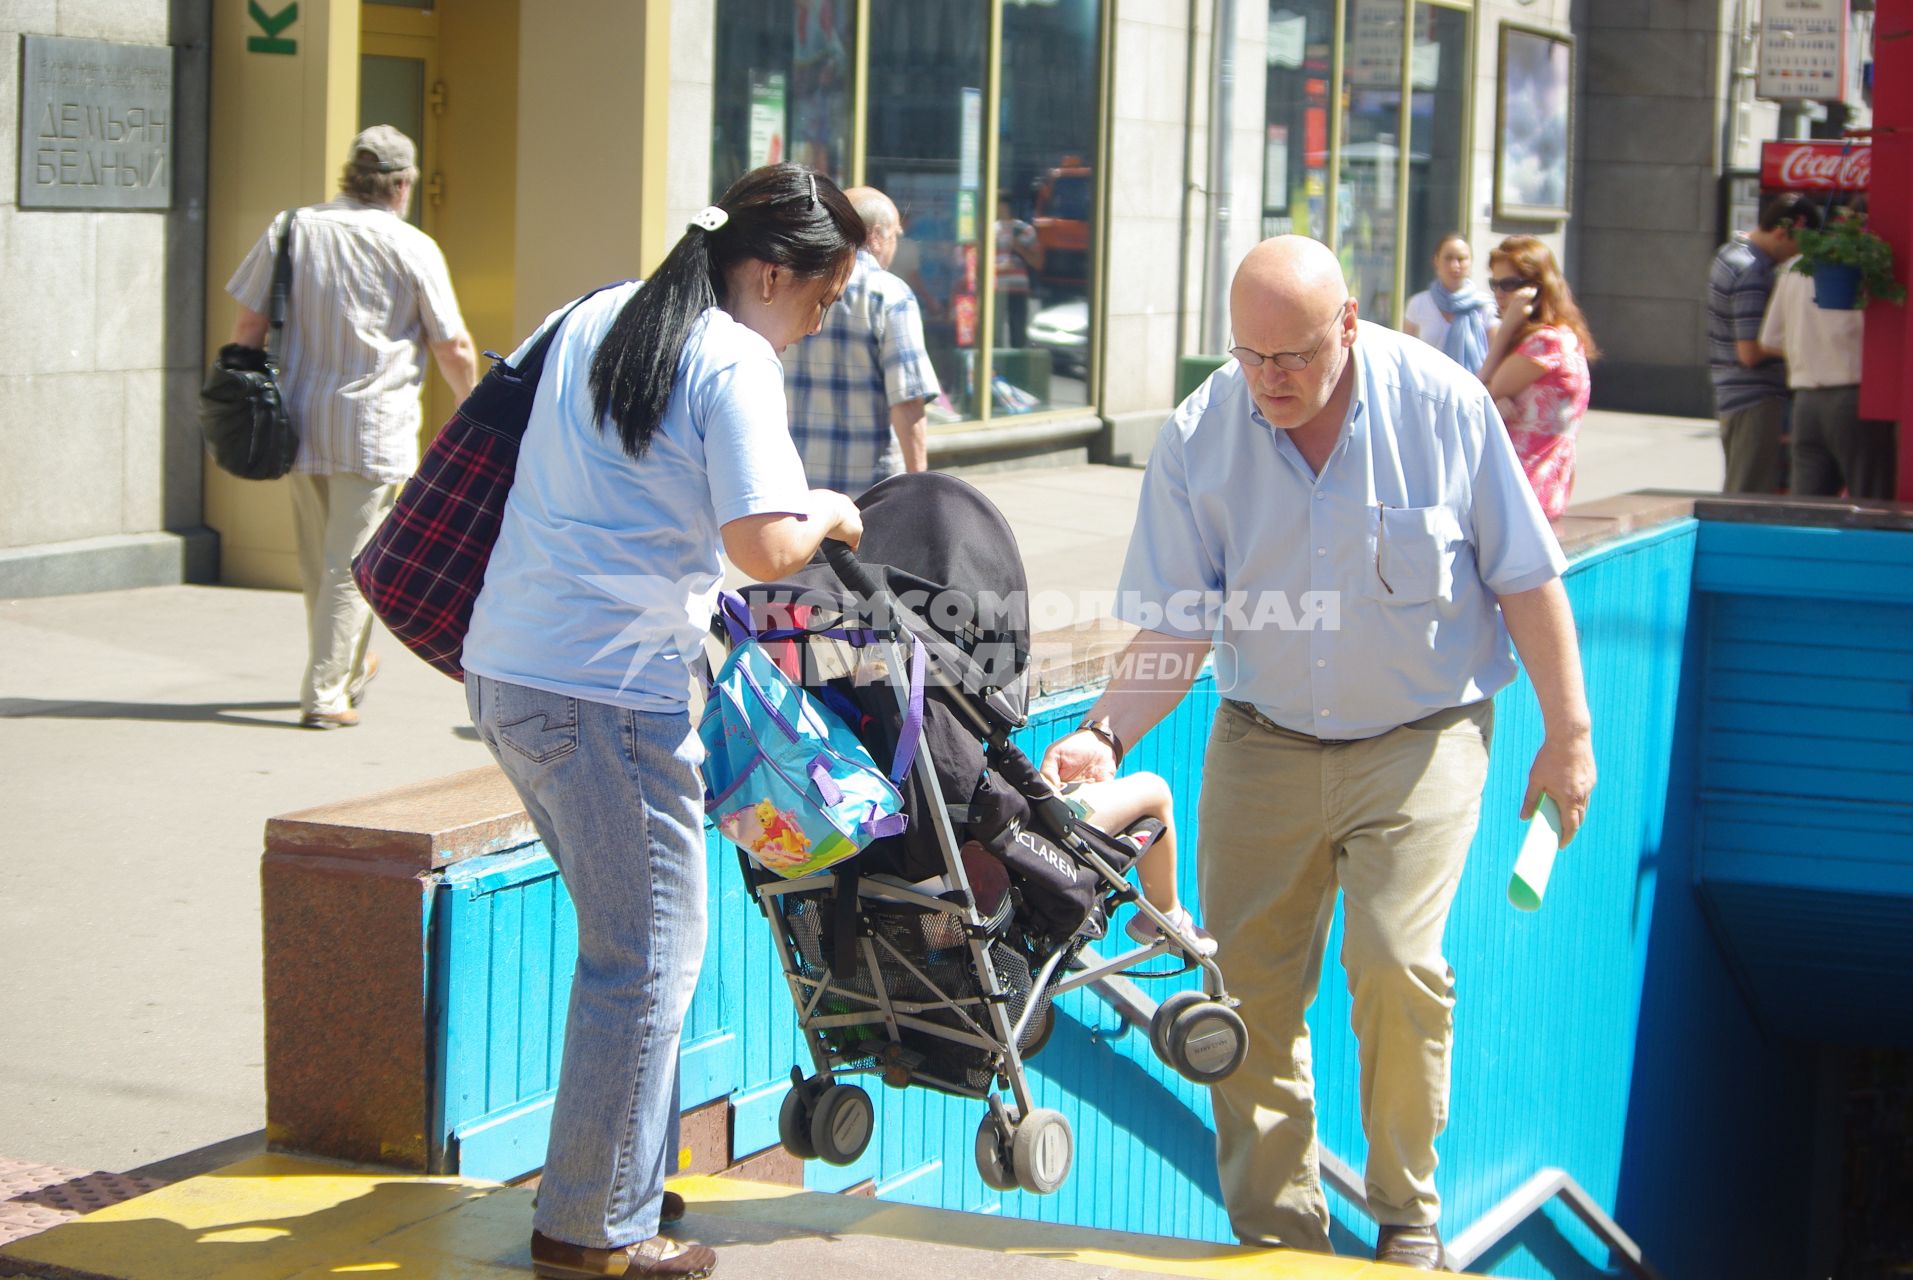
[1230,308,1345,372]
[1489,276,1534,294]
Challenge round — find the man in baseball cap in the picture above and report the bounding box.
[222,123,476,728]
[347,123,417,175]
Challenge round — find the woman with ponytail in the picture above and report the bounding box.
[460,164,865,1280]
[1477,235,1597,520]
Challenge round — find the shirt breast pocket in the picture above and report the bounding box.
[1365,504,1464,605]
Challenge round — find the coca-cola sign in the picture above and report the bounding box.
[1761,141,1871,192]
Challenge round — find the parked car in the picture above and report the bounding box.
[1026,298,1088,377]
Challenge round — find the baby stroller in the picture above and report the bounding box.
[712,473,1247,1196]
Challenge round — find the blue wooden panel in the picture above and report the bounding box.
[1696,522,1913,603]
[453,1089,559,1181]
[432,848,574,1177]
[679,832,746,1110]
[1694,517,1913,1063]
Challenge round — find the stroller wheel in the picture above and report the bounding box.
[1010,1109,1073,1195]
[778,1081,818,1161]
[1165,1000,1249,1084]
[1149,990,1206,1065]
[975,1113,1018,1192]
[809,1083,875,1166]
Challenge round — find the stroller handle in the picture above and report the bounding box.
[822,537,884,602]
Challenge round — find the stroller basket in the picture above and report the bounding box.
[777,885,1052,1097]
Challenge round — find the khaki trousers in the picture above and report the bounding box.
[288,471,398,715]
[1196,697,1492,1250]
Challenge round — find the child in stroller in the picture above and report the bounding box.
[1054,775,1216,956]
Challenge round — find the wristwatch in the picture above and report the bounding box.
[1076,715,1125,766]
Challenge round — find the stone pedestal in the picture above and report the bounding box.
[262,767,535,1170]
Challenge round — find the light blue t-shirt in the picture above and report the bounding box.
[1116,320,1566,741]
[463,287,810,711]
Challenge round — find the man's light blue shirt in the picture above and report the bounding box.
[464,287,810,712]
[1116,320,1565,741]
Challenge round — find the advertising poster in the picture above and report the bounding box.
[748,71,786,169]
[959,87,982,191]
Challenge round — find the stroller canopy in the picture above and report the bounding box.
[754,472,1033,725]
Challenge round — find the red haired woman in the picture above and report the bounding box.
[1477,236,1597,519]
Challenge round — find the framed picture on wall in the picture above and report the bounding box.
[1494,24,1574,221]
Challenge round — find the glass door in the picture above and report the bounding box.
[360,6,445,440]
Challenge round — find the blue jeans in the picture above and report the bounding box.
[467,675,707,1248]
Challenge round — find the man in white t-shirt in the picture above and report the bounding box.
[1758,263,1896,498]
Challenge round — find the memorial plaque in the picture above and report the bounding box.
[19,35,174,211]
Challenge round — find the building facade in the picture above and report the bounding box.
[0,0,1871,595]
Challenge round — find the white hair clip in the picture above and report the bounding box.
[690,205,728,232]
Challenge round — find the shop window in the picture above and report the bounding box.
[864,0,989,421]
[712,0,857,199]
[1405,4,1469,298]
[1263,1,1335,242]
[993,0,1101,415]
[1338,0,1404,325]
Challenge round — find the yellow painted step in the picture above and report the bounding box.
[0,1155,1448,1279]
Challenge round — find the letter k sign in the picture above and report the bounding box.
[247,1,298,55]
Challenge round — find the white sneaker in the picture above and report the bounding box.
[1125,903,1218,957]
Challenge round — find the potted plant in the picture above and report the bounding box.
[1790,211,1907,310]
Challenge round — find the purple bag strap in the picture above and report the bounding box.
[863,806,908,839]
[889,638,926,785]
[807,755,842,806]
[716,590,753,647]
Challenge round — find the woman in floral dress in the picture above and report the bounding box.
[1477,236,1597,519]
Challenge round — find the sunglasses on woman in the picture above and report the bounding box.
[1489,276,1534,294]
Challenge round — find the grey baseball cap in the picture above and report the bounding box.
[348,124,417,174]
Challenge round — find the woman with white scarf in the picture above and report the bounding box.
[1403,233,1494,374]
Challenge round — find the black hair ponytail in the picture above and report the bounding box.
[589,163,865,459]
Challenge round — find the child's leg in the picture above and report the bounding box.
[1069,773,1180,910]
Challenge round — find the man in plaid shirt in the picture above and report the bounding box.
[783,186,941,494]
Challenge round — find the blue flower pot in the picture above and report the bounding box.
[1812,263,1863,310]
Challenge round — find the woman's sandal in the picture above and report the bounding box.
[531,1230,715,1278]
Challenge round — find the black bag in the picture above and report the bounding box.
[199,211,299,480]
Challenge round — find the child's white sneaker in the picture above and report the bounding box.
[1125,902,1218,957]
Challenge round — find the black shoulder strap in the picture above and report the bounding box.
[504,280,636,382]
[266,210,296,365]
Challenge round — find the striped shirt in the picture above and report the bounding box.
[781,250,941,494]
[227,196,466,482]
[1706,237,1789,414]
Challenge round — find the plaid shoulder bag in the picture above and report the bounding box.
[352,284,623,679]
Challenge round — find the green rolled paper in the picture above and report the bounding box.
[1508,793,1564,912]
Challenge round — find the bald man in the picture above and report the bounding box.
[782,185,941,494]
[1042,237,1594,1268]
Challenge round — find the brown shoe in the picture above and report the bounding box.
[300,707,361,730]
[660,1190,685,1225]
[1375,1223,1445,1270]
[531,1231,714,1279]
[348,651,381,707]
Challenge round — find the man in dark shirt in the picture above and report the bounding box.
[1706,191,1820,493]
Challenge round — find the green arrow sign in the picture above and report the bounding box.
[247,1,298,55]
